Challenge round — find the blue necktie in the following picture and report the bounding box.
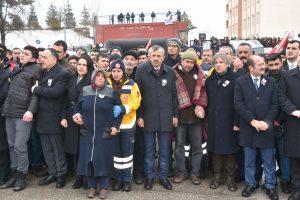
[253,78,260,91]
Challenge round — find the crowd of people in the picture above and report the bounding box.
[192,36,287,53]
[0,37,300,200]
[110,10,182,24]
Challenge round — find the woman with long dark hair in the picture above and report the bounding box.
[61,54,94,189]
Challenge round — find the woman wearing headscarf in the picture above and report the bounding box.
[107,60,141,192]
[73,68,122,199]
[61,54,94,189]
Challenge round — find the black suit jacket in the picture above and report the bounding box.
[234,73,278,148]
[278,67,300,157]
[34,64,71,134]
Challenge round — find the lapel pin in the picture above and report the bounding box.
[261,78,267,86]
[222,80,230,87]
[193,74,198,80]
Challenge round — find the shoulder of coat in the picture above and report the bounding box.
[82,85,94,96]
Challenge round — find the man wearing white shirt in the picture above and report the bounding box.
[283,40,300,71]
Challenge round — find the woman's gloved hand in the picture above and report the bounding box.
[113,105,122,117]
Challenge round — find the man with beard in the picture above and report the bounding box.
[123,50,138,80]
[267,53,292,194]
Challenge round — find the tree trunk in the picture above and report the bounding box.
[0,2,5,45]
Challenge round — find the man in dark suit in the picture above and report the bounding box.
[135,45,178,191]
[234,55,278,200]
[283,40,300,71]
[278,65,300,200]
[32,48,71,189]
[267,53,292,194]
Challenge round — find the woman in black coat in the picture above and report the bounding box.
[61,54,94,189]
[205,53,240,191]
[0,51,11,185]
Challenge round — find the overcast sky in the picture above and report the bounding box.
[34,0,227,39]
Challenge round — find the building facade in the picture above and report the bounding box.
[226,0,300,38]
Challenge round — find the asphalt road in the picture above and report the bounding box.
[0,175,289,200]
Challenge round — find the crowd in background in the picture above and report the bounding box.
[0,37,300,200]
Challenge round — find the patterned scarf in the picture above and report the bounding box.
[173,64,207,110]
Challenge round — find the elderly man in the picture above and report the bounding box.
[172,48,207,185]
[135,45,178,191]
[123,50,138,80]
[32,48,71,189]
[234,55,278,200]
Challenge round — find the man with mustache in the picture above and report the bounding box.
[234,43,253,74]
[267,53,292,194]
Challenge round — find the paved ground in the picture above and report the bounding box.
[0,175,289,200]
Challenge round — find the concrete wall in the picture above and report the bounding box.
[259,0,300,37]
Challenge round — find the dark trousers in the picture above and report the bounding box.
[292,158,300,192]
[28,121,44,167]
[175,123,202,176]
[275,129,291,182]
[87,176,109,189]
[144,131,169,179]
[66,153,79,174]
[114,129,135,182]
[133,127,145,176]
[212,154,236,184]
[39,134,67,177]
[0,150,10,180]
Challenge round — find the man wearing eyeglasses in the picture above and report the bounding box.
[164,38,181,68]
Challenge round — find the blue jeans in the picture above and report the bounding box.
[244,147,276,189]
[87,176,109,189]
[144,131,169,179]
